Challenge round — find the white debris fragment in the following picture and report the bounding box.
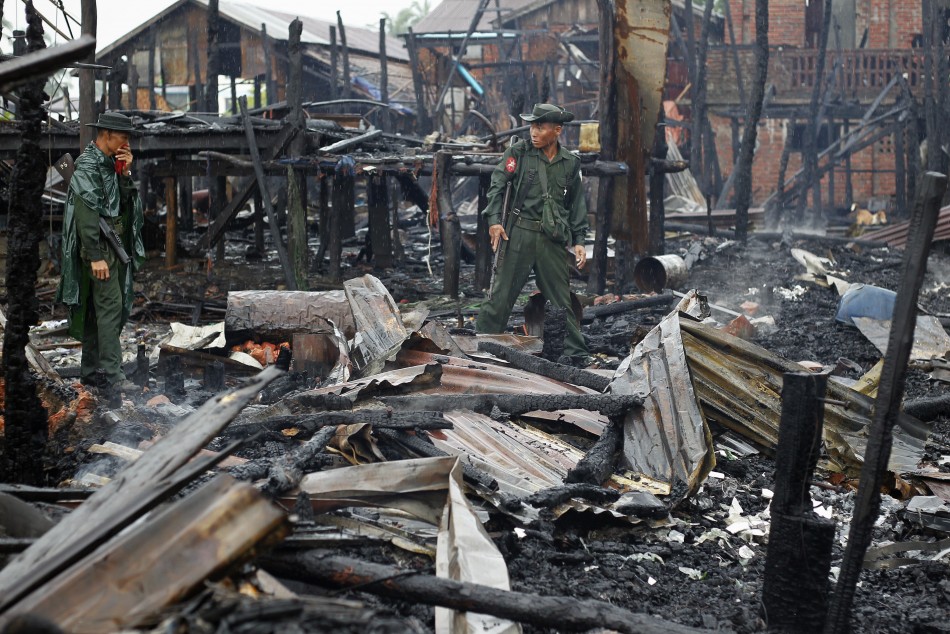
[773,285,808,301]
[513,528,526,539]
[814,504,834,520]
[761,488,774,500]
[648,576,657,586]
[678,567,705,580]
[667,529,686,544]
[738,545,755,562]
[707,471,726,480]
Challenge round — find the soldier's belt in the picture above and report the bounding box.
[513,216,542,232]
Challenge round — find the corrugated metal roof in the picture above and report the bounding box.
[98,0,407,62]
[860,205,950,248]
[413,0,536,34]
[413,0,717,35]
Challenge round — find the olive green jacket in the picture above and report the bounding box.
[56,142,145,338]
[482,140,588,246]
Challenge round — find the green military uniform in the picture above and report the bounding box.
[56,135,145,386]
[476,105,589,359]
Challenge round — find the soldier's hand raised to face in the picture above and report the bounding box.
[489,224,509,252]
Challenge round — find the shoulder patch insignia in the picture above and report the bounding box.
[505,157,517,173]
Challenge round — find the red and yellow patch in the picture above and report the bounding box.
[505,157,517,173]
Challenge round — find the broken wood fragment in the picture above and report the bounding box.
[228,411,451,441]
[524,483,621,509]
[262,426,337,497]
[0,366,283,614]
[565,416,624,485]
[477,341,610,392]
[5,475,287,634]
[262,552,706,634]
[380,393,642,418]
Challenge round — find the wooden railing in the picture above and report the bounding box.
[706,46,940,104]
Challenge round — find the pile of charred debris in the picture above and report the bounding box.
[3,188,950,632]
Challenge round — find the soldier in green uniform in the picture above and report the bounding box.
[56,112,145,393]
[476,103,590,363]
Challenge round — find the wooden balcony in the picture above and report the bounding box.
[705,46,936,108]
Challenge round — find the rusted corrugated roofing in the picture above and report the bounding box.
[98,0,408,62]
[412,0,535,34]
[860,205,950,248]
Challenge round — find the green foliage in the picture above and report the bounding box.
[380,0,431,35]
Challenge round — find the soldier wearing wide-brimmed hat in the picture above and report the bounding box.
[475,103,591,364]
[56,112,145,394]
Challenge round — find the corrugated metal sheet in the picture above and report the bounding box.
[98,0,408,63]
[413,0,536,34]
[860,205,950,248]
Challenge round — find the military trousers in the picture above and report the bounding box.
[476,221,587,358]
[80,247,127,385]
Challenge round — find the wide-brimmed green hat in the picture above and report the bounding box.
[519,103,574,124]
[85,111,134,132]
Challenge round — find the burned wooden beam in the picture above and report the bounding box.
[318,129,383,153]
[226,410,451,441]
[826,172,949,634]
[0,34,94,91]
[477,341,610,392]
[583,293,675,320]
[565,416,624,485]
[262,552,706,634]
[78,0,96,148]
[0,366,283,613]
[524,483,620,509]
[262,426,337,497]
[379,393,642,418]
[238,95,296,290]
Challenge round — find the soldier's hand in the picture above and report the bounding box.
[574,244,586,270]
[489,224,508,252]
[116,144,133,173]
[91,260,110,281]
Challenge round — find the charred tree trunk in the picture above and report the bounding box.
[78,0,96,148]
[1,2,49,485]
[328,171,351,281]
[287,19,308,290]
[797,0,833,228]
[734,0,769,241]
[588,0,617,295]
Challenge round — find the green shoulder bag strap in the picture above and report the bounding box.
[536,154,570,244]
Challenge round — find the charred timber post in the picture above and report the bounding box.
[583,293,675,320]
[164,172,177,267]
[336,11,351,100]
[205,0,221,114]
[588,0,617,296]
[405,28,430,134]
[147,28,157,111]
[762,371,834,631]
[825,171,948,634]
[367,171,394,268]
[474,173,492,291]
[261,426,337,497]
[648,114,669,255]
[329,26,338,103]
[1,3,49,485]
[434,151,461,297]
[379,393,642,418]
[262,24,275,106]
[378,18,390,132]
[78,0,96,148]
[238,95,297,290]
[204,361,225,392]
[477,340,610,392]
[287,18,308,290]
[262,552,706,634]
[733,0,769,241]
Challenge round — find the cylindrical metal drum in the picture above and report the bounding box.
[633,254,688,293]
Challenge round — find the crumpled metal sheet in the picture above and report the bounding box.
[609,292,715,501]
[299,457,520,634]
[679,317,929,476]
[853,315,950,361]
[396,349,608,435]
[345,275,409,377]
[226,290,355,339]
[166,321,226,350]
